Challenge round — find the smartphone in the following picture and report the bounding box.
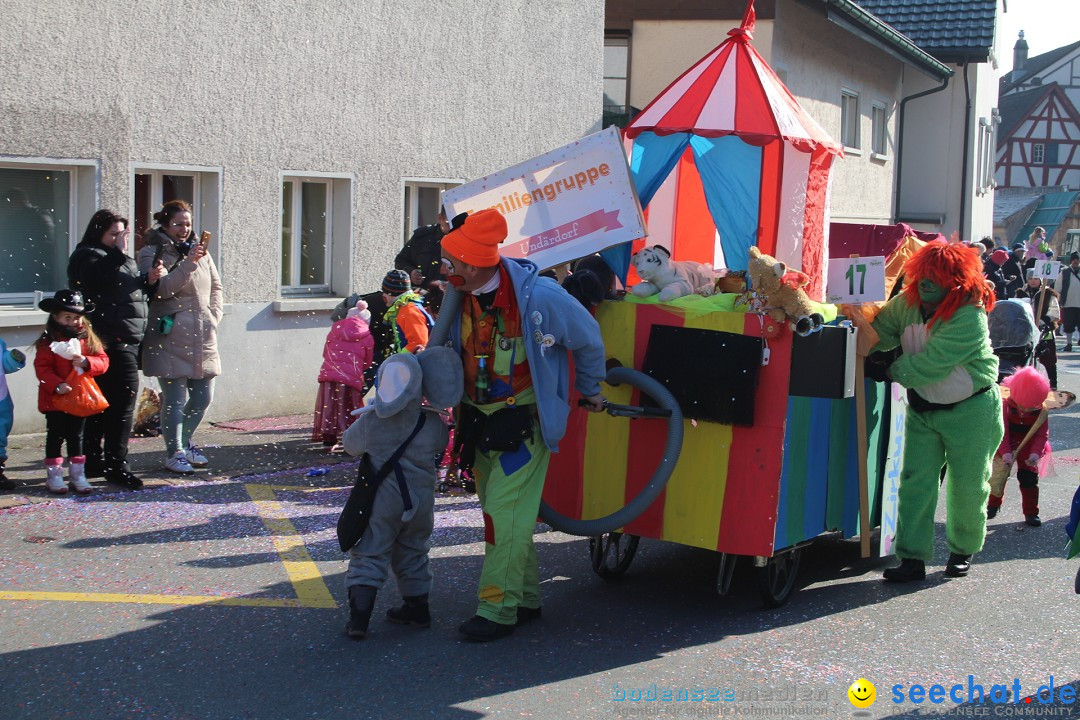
[199,231,211,250]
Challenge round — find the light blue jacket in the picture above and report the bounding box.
[447,258,606,452]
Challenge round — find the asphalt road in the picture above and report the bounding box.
[2,358,1079,720]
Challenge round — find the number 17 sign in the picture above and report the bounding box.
[825,256,886,304]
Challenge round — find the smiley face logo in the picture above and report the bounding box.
[847,679,876,709]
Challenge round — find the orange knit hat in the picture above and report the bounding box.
[441,209,508,267]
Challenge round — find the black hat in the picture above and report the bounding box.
[1012,242,1026,250]
[382,269,411,295]
[38,289,94,315]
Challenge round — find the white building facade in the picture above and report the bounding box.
[0,0,603,433]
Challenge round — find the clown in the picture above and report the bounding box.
[440,209,607,641]
[870,241,1003,582]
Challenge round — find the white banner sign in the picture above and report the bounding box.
[1032,258,1059,280]
[441,126,646,270]
[825,256,887,304]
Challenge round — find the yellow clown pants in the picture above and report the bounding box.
[472,417,551,626]
[895,387,1004,562]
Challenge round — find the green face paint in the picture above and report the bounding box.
[918,279,946,304]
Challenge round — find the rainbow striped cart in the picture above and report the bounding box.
[543,298,894,606]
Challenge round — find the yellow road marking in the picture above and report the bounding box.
[0,482,341,609]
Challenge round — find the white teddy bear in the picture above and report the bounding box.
[630,245,714,301]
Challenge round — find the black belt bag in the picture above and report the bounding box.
[907,385,991,414]
[455,404,535,472]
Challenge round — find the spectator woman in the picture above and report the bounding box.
[136,200,222,474]
[68,210,164,488]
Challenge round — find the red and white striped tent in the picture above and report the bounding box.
[612,1,843,299]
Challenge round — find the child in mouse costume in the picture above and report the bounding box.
[340,345,463,639]
[869,241,1003,582]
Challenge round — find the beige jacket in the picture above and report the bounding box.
[136,228,223,379]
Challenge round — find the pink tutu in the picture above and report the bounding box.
[312,381,364,445]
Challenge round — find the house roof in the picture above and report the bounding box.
[819,0,952,78]
[1012,191,1080,247]
[852,0,997,62]
[1001,39,1080,95]
[997,84,1053,143]
[993,191,1042,225]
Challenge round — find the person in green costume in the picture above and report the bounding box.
[868,240,1003,582]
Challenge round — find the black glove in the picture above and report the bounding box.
[864,347,902,384]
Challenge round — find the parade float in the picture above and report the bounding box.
[437,2,906,607]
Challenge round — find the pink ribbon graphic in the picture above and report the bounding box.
[516,209,623,256]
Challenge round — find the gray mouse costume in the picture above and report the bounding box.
[341,346,463,638]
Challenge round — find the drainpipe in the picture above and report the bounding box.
[894,73,950,224]
[958,61,973,240]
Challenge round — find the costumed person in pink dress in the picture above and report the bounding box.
[313,299,375,449]
[988,366,1051,527]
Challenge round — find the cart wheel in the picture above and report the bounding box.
[756,548,802,608]
[1074,565,1080,595]
[437,481,448,492]
[463,479,476,494]
[589,532,639,580]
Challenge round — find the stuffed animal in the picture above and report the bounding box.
[630,245,714,301]
[714,269,747,295]
[745,246,823,336]
[340,345,463,638]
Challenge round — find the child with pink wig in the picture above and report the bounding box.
[989,366,1052,526]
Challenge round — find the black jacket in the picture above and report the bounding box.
[394,224,444,285]
[1000,256,1025,298]
[67,243,154,346]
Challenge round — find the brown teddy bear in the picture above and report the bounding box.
[744,246,823,336]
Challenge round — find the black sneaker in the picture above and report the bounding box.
[84,457,106,479]
[986,505,999,519]
[945,553,972,577]
[105,467,144,490]
[883,559,926,583]
[1025,515,1042,527]
[458,615,514,642]
[345,585,377,640]
[0,474,16,492]
[386,594,431,627]
[516,606,542,627]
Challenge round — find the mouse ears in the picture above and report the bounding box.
[417,346,464,408]
[371,353,423,418]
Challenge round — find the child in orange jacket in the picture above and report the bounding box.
[33,290,109,495]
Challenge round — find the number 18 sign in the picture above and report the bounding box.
[825,256,886,304]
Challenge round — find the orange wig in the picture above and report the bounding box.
[901,240,995,327]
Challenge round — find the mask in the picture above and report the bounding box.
[918,279,946,304]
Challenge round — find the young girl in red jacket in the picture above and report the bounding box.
[988,366,1051,526]
[34,290,109,495]
[312,299,374,450]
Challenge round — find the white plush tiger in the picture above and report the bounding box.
[630,245,714,301]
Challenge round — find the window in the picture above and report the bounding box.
[131,164,221,259]
[402,180,459,245]
[1032,143,1045,164]
[280,173,352,296]
[841,90,860,150]
[0,158,96,305]
[604,36,629,111]
[871,102,888,157]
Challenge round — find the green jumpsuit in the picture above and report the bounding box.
[871,300,1004,562]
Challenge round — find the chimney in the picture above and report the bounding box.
[1014,30,1029,73]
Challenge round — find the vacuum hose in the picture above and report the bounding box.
[430,286,683,535]
[539,366,683,535]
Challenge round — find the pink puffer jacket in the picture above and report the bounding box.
[318,316,374,390]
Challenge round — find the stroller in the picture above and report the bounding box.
[988,299,1040,381]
